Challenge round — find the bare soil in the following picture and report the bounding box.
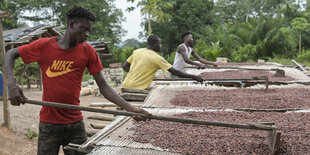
[0,87,119,155]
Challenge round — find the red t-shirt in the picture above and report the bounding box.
[18,36,103,124]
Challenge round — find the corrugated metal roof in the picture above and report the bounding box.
[4,25,45,42]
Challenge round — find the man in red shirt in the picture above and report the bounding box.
[4,6,150,155]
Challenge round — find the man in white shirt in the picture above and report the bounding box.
[172,32,218,74]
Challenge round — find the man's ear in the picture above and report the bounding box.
[68,20,75,29]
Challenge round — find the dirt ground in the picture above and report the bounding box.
[0,86,120,155]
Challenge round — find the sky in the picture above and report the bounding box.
[115,0,143,41]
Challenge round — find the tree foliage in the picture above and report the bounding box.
[3,0,125,43]
[134,0,308,63]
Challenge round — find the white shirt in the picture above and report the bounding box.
[172,43,192,71]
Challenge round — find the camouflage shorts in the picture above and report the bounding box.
[37,120,87,155]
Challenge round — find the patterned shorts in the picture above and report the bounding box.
[37,120,87,155]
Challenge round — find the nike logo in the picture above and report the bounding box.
[46,60,79,77]
[46,67,79,77]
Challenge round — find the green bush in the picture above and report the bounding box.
[194,39,221,61]
[267,56,292,65]
[232,44,257,62]
[206,41,221,61]
[25,128,38,139]
[14,58,40,85]
[166,52,176,64]
[111,46,136,64]
[296,50,310,63]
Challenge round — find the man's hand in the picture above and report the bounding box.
[193,75,204,84]
[198,63,206,69]
[128,107,152,122]
[8,84,27,106]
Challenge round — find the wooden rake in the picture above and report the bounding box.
[24,99,281,154]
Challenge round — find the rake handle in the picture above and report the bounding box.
[25,99,275,131]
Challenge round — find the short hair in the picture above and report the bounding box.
[66,6,96,22]
[181,32,191,41]
[147,35,160,45]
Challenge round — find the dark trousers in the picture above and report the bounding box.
[37,120,87,155]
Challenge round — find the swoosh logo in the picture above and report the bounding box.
[46,67,79,77]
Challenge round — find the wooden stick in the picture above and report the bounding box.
[185,65,282,71]
[90,123,108,129]
[291,59,306,72]
[86,129,100,137]
[0,17,11,128]
[121,88,149,94]
[87,115,115,121]
[267,129,281,155]
[154,76,267,81]
[25,99,276,131]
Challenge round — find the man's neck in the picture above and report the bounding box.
[57,32,78,50]
[184,42,190,47]
[147,45,154,51]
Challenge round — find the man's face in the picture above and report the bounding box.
[185,34,193,45]
[153,38,162,52]
[69,18,93,44]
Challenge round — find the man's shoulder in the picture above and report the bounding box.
[177,43,186,52]
[80,42,96,52]
[134,48,147,52]
[36,37,56,43]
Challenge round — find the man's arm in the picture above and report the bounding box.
[93,71,150,121]
[177,45,204,68]
[168,67,203,83]
[4,48,27,105]
[191,49,218,68]
[123,61,130,72]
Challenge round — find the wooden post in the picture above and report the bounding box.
[0,11,11,128]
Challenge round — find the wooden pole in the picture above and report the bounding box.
[0,12,11,128]
[25,99,277,131]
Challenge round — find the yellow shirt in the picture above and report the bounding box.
[122,48,172,90]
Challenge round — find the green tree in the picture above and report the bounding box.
[5,0,126,43]
[147,0,214,56]
[291,17,310,55]
[136,0,172,36]
[215,0,295,24]
[0,0,25,30]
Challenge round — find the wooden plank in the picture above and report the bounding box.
[90,123,108,129]
[86,129,100,137]
[267,129,281,155]
[120,93,147,101]
[121,88,149,94]
[49,27,62,36]
[87,115,115,121]
[0,17,11,128]
[291,59,306,72]
[94,47,106,51]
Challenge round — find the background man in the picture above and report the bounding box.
[173,32,218,74]
[122,35,203,90]
[4,6,150,155]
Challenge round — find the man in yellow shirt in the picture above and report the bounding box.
[122,35,203,90]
